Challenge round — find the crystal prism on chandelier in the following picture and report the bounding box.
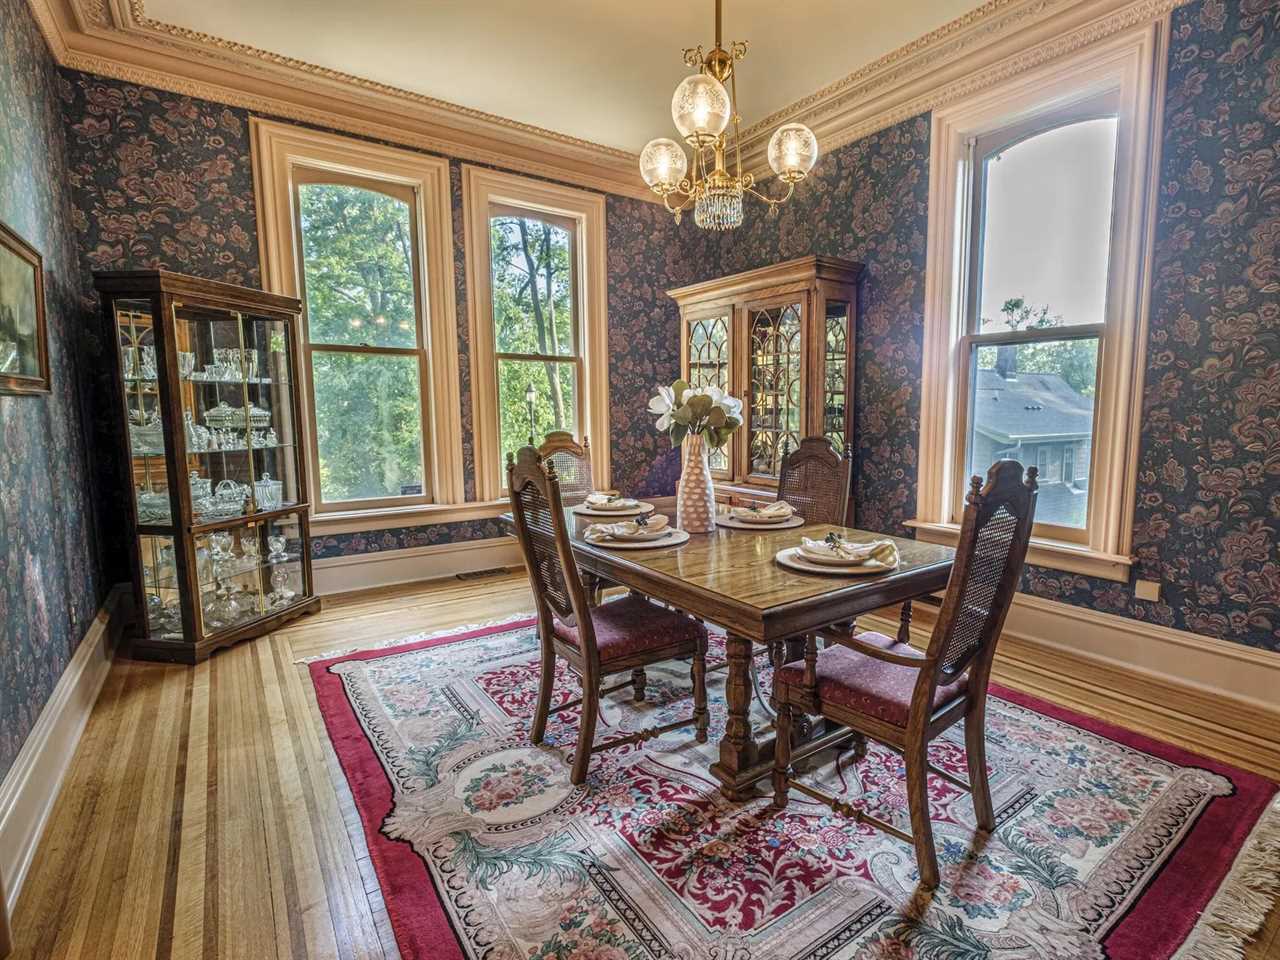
[638,0,819,230]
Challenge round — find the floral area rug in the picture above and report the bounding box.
[308,617,1280,960]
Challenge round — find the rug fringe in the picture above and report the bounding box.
[293,614,536,663]
[1176,791,1280,960]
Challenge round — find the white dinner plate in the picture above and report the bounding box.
[775,546,897,575]
[587,529,691,550]
[572,501,656,518]
[716,515,804,530]
[589,524,671,541]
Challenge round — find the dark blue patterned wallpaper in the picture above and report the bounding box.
[0,0,105,782]
[42,0,1280,662]
[715,0,1279,651]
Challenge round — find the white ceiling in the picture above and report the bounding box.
[146,0,986,152]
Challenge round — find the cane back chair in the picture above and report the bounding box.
[771,460,1038,888]
[537,431,597,505]
[507,447,710,785]
[776,436,854,526]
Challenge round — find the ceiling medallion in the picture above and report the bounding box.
[639,0,819,230]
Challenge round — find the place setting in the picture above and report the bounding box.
[581,511,690,549]
[570,490,656,518]
[775,531,900,575]
[715,499,804,530]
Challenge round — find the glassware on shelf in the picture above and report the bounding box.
[189,470,212,500]
[240,534,260,561]
[269,566,296,608]
[130,412,165,455]
[178,351,196,379]
[208,530,234,562]
[136,487,171,524]
[139,345,158,380]
[267,535,288,563]
[121,345,137,380]
[254,473,283,512]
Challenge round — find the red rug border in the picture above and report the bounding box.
[308,617,1278,960]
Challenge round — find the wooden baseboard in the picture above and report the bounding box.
[861,594,1280,781]
[311,536,522,596]
[0,584,129,920]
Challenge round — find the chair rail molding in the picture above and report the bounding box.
[0,585,129,917]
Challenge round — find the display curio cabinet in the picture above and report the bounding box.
[96,270,320,663]
[669,255,863,503]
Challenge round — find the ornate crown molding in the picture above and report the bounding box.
[736,0,1191,179]
[27,0,1191,200]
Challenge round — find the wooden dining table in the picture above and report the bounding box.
[506,508,956,799]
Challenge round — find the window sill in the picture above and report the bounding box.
[905,519,1132,582]
[311,500,510,535]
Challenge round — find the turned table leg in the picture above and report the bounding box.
[710,632,760,799]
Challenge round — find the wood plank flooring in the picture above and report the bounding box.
[7,571,1279,958]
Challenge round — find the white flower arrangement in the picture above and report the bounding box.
[648,379,743,449]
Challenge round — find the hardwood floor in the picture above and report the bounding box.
[7,571,1279,958]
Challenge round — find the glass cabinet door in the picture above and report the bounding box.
[192,510,308,638]
[685,312,732,473]
[173,304,302,526]
[747,301,803,478]
[822,300,851,453]
[118,300,173,524]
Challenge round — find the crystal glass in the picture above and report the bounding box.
[694,180,744,231]
[209,530,234,562]
[671,74,731,143]
[639,138,688,191]
[267,535,288,563]
[767,123,819,182]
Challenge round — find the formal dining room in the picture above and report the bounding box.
[1,0,1278,957]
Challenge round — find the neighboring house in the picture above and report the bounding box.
[969,347,1093,528]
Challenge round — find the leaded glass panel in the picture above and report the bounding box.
[748,302,802,477]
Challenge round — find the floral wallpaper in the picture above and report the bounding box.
[714,0,1279,652]
[55,70,705,559]
[0,0,105,782]
[1020,0,1279,649]
[717,115,932,536]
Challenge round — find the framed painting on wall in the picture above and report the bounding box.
[0,219,50,395]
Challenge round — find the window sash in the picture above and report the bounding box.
[292,170,436,511]
[488,207,582,360]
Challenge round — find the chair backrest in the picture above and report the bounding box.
[537,432,593,505]
[776,436,854,526]
[924,460,1038,685]
[507,447,592,638]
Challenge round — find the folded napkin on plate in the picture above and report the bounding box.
[584,514,670,543]
[584,492,640,510]
[800,536,899,566]
[729,501,795,521]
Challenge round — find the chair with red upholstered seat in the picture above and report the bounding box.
[771,459,1038,889]
[507,446,710,785]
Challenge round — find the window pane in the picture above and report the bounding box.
[748,302,803,477]
[977,118,1117,332]
[490,214,575,357]
[311,351,425,503]
[967,338,1097,528]
[298,183,418,349]
[498,358,578,471]
[687,314,730,471]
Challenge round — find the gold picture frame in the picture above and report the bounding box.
[0,219,50,395]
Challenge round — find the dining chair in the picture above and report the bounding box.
[771,459,1038,889]
[537,431,595,505]
[507,446,710,785]
[776,436,853,526]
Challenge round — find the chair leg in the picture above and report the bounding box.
[771,701,794,810]
[905,738,941,889]
[531,644,555,745]
[571,680,600,785]
[631,667,647,702]
[966,702,996,832]
[691,641,709,743]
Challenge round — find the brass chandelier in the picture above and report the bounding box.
[639,0,819,230]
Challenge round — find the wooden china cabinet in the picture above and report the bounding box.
[96,270,320,664]
[669,255,863,507]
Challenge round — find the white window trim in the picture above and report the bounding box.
[462,166,610,501]
[250,119,467,528]
[910,22,1167,582]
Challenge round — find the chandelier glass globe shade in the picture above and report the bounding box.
[671,73,731,143]
[767,123,820,182]
[639,138,688,191]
